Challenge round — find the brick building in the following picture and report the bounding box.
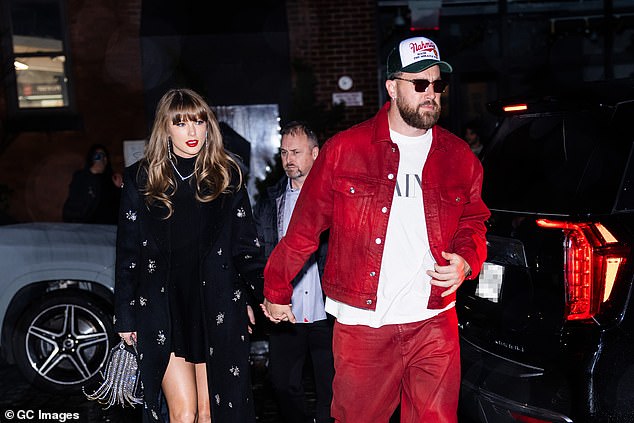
[1,0,633,222]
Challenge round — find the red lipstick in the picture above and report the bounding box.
[186,140,198,147]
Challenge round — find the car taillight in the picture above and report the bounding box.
[536,219,626,321]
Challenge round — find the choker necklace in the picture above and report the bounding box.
[169,159,195,181]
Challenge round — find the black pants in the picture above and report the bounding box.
[268,318,335,423]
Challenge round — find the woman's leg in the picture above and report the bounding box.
[195,362,212,423]
[162,353,198,423]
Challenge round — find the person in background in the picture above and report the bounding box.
[261,36,490,423]
[254,121,333,423]
[114,88,265,423]
[62,143,122,224]
[463,120,485,159]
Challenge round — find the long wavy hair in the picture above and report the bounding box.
[141,88,242,218]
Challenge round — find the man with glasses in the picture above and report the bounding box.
[261,36,489,423]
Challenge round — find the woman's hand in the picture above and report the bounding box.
[247,305,256,334]
[118,331,137,345]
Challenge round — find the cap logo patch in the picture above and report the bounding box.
[400,39,440,67]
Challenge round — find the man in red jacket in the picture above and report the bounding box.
[262,36,490,423]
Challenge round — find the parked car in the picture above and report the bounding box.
[457,79,634,422]
[0,222,117,392]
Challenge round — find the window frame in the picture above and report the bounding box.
[1,0,77,122]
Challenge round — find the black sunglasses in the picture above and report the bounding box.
[392,77,449,93]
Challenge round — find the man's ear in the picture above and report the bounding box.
[385,79,397,100]
[312,146,319,160]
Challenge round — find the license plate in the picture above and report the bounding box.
[476,262,505,303]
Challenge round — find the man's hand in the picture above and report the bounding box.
[426,251,472,298]
[260,298,296,324]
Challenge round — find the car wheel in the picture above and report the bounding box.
[12,291,114,392]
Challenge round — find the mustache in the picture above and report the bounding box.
[419,99,439,109]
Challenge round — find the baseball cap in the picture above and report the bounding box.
[387,36,453,78]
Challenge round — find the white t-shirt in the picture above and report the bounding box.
[325,129,453,327]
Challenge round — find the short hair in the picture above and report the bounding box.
[280,121,319,148]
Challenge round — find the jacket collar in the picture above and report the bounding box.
[373,101,448,153]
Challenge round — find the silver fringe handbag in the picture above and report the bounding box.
[83,339,143,408]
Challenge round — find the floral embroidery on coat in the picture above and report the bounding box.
[147,259,156,273]
[236,207,246,218]
[157,330,166,345]
[216,312,225,325]
[126,210,137,221]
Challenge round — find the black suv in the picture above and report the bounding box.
[457,79,634,423]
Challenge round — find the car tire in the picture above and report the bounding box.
[12,290,114,393]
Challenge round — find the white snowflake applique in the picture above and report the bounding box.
[232,290,242,302]
[126,210,137,221]
[151,410,158,420]
[160,287,165,293]
[142,240,148,246]
[129,262,136,269]
[216,312,225,325]
[244,254,252,260]
[230,366,240,377]
[209,347,214,356]
[113,315,117,324]
[215,394,220,405]
[229,402,233,408]
[157,330,166,345]
[217,248,223,255]
[254,238,261,247]
[236,207,246,218]
[129,299,135,306]
[147,259,156,273]
[139,296,147,306]
[241,335,245,341]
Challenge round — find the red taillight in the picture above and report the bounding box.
[536,219,626,321]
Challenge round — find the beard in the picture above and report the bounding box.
[284,166,304,180]
[395,97,441,130]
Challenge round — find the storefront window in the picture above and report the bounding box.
[9,0,69,109]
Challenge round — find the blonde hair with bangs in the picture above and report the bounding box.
[142,88,242,218]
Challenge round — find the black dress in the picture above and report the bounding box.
[168,156,206,363]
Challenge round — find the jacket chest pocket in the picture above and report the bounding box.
[332,176,377,239]
[438,186,469,230]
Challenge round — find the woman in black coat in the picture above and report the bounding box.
[114,88,264,423]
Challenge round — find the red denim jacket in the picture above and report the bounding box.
[264,102,490,310]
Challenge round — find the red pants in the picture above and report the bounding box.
[331,308,460,423]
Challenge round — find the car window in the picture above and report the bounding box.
[482,107,631,215]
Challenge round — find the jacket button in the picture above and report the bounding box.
[381,206,388,213]
[366,299,373,305]
[455,197,461,202]
[369,271,376,277]
[349,187,355,194]
[387,173,394,180]
[375,238,382,244]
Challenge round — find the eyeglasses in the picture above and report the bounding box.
[392,77,449,94]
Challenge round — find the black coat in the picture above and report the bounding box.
[62,168,120,224]
[114,162,265,422]
[253,176,327,280]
